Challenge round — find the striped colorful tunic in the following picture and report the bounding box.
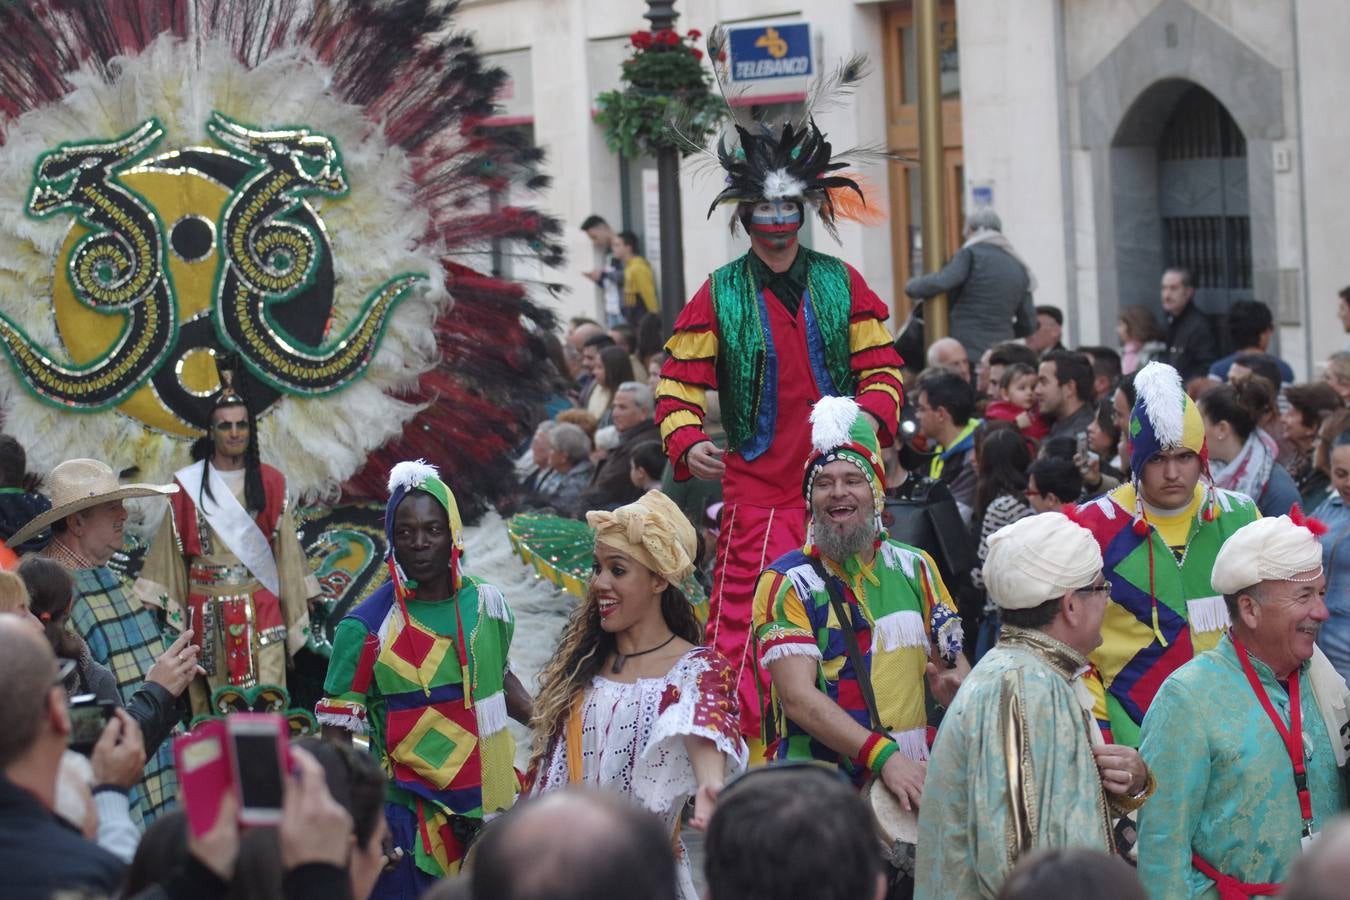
[753,539,962,782]
[656,248,903,744]
[1076,483,1260,746]
[318,577,516,879]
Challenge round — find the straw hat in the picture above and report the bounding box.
[8,459,177,547]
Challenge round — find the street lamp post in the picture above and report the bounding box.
[645,0,687,336]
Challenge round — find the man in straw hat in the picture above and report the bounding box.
[1073,361,1260,748]
[657,49,905,758]
[10,458,202,823]
[916,512,1154,900]
[754,397,965,891]
[1137,513,1349,897]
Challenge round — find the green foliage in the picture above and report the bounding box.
[595,29,723,159]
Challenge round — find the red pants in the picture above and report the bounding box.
[706,502,808,741]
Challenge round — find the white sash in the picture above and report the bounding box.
[175,460,281,596]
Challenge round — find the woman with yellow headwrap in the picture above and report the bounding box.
[528,490,747,900]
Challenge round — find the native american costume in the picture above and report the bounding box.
[1075,362,1259,747]
[753,398,959,778]
[529,491,745,900]
[1137,514,1348,899]
[659,46,904,745]
[317,463,517,893]
[138,460,318,712]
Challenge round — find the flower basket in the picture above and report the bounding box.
[594,28,723,159]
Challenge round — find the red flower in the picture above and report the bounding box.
[631,31,653,49]
[690,48,703,60]
[655,28,679,46]
[687,28,702,40]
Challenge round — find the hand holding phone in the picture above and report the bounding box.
[91,709,146,790]
[68,693,116,756]
[175,713,290,838]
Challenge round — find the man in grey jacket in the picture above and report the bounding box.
[904,208,1037,362]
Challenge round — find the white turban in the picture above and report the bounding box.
[1211,516,1325,595]
[983,512,1104,610]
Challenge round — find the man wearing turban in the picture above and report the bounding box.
[1074,361,1260,748]
[1137,514,1349,898]
[916,512,1153,900]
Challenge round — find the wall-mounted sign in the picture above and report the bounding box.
[727,23,813,83]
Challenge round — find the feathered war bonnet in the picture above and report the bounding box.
[802,396,886,553]
[697,28,888,241]
[385,459,465,600]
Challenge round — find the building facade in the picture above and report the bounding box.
[458,0,1349,377]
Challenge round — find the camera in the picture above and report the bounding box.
[68,693,115,756]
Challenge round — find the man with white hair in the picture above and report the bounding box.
[925,337,971,383]
[578,381,660,511]
[917,512,1154,900]
[904,207,1038,362]
[1137,513,1348,898]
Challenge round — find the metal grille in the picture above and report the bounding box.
[1159,86,1250,305]
[1162,216,1251,290]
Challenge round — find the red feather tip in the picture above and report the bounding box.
[1290,504,1329,536]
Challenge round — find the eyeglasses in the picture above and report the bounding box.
[1075,581,1113,595]
[212,421,250,433]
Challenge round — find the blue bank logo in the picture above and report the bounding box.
[728,23,813,82]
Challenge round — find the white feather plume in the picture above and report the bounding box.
[387,459,440,495]
[810,396,862,454]
[1132,361,1186,448]
[763,169,807,201]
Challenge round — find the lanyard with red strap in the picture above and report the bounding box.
[1232,636,1314,837]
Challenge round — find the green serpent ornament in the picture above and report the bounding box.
[207,113,424,395]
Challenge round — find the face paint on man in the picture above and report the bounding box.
[743,200,803,251]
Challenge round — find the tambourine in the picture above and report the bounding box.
[865,778,919,875]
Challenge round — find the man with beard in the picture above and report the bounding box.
[1138,513,1348,897]
[658,115,904,760]
[754,398,966,809]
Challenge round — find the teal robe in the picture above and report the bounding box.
[1138,635,1345,899]
[916,627,1115,899]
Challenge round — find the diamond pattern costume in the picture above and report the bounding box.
[754,538,961,780]
[318,578,516,881]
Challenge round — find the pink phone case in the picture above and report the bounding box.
[173,720,231,839]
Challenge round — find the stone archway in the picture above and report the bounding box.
[1077,0,1284,339]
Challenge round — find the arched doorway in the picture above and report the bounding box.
[1156,85,1251,314]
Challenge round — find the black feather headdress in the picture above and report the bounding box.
[705,120,864,226]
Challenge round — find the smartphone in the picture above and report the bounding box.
[1075,431,1089,460]
[175,720,231,839]
[227,714,289,826]
[68,693,115,756]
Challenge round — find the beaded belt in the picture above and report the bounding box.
[190,563,257,588]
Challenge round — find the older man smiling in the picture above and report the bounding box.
[1137,513,1350,898]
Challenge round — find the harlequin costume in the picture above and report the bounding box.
[1138,515,1347,897]
[658,67,904,747]
[11,459,181,824]
[531,489,745,900]
[137,365,319,714]
[753,398,960,781]
[1074,362,1259,747]
[317,461,518,894]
